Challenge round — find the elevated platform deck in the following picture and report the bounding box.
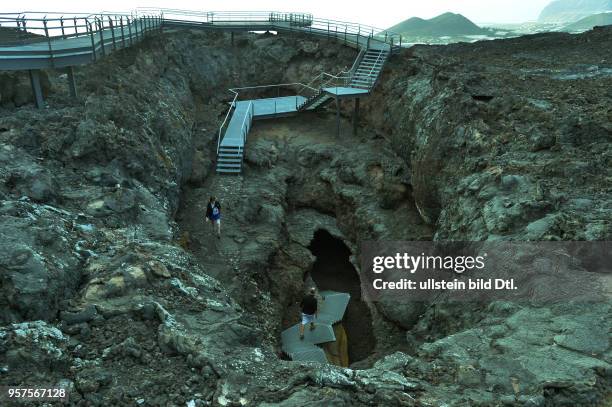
[0,22,150,70]
[220,95,307,149]
[323,86,370,98]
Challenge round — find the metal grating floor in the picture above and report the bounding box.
[280,290,350,364]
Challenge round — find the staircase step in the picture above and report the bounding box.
[216,167,242,174]
[216,163,242,170]
[218,157,242,163]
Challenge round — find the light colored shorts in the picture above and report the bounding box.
[301,313,315,325]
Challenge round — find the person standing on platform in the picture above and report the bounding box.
[299,287,318,340]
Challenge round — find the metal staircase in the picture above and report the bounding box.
[216,146,244,174]
[350,48,388,90]
[297,89,334,111]
[215,46,391,174]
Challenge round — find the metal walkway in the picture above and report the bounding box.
[215,47,390,174]
[281,291,350,363]
[0,9,397,171]
[216,96,307,173]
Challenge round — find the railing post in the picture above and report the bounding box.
[134,17,140,41]
[327,22,330,38]
[60,17,66,39]
[109,16,117,50]
[74,17,78,37]
[399,35,402,48]
[43,17,54,65]
[127,17,133,45]
[98,18,106,56]
[120,17,125,48]
[16,16,23,44]
[87,20,96,62]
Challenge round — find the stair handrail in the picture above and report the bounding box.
[364,50,385,88]
[349,47,366,77]
[296,45,365,99]
[217,89,239,155]
[241,101,254,145]
[229,82,317,94]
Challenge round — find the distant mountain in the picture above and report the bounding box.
[564,12,612,30]
[387,12,487,37]
[538,0,612,23]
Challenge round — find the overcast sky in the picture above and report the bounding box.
[13,0,553,26]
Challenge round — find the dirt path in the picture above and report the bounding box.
[177,173,246,285]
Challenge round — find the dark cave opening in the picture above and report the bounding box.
[308,229,376,364]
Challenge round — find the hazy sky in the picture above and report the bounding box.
[12,0,553,26]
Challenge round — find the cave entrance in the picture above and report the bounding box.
[308,229,375,364]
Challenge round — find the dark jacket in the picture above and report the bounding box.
[300,294,317,315]
[206,201,221,219]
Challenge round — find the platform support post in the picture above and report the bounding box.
[353,97,359,136]
[67,66,77,98]
[231,31,234,46]
[29,70,44,109]
[335,96,340,137]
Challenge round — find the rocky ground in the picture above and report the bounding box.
[0,25,610,406]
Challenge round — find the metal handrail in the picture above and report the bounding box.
[217,90,239,155]
[364,50,385,88]
[2,9,404,49]
[137,8,402,47]
[229,82,317,94]
[0,12,162,47]
[242,101,254,144]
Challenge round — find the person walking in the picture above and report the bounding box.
[299,287,318,340]
[205,196,222,239]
